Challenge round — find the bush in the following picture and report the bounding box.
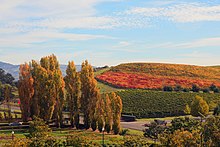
[28,116,51,139]
[119,129,129,136]
[66,135,87,147]
[124,136,149,147]
[213,104,220,116]
[203,88,210,93]
[174,85,182,92]
[163,86,173,92]
[0,113,3,120]
[191,96,209,116]
[183,104,191,115]
[192,84,200,92]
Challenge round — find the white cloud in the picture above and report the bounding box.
[126,3,220,23]
[137,37,220,50]
[0,30,111,48]
[168,37,220,49]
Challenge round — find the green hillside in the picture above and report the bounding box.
[116,90,220,118]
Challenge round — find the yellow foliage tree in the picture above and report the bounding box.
[65,61,81,128]
[18,63,34,122]
[191,95,209,116]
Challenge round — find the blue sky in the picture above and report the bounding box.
[0,0,220,66]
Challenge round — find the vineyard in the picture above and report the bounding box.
[96,63,220,89]
[116,90,220,118]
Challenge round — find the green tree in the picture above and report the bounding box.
[65,61,81,128]
[191,95,209,116]
[4,85,12,122]
[0,68,15,85]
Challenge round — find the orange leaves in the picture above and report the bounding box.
[96,71,220,89]
[96,63,220,89]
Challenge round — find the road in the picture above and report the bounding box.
[120,121,147,131]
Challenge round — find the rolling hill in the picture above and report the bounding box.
[0,61,81,80]
[96,63,220,89]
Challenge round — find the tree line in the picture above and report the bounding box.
[18,54,122,134]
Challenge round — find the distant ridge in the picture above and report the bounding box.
[0,61,81,80]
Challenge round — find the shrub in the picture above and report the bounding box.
[183,104,191,115]
[163,86,173,92]
[66,135,87,147]
[213,104,220,116]
[0,113,3,120]
[191,96,209,116]
[123,136,149,147]
[192,84,200,92]
[174,85,182,92]
[28,116,51,139]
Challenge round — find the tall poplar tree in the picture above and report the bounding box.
[80,60,100,129]
[31,54,65,126]
[18,63,34,122]
[104,94,113,133]
[65,61,81,128]
[96,95,105,132]
[110,92,122,134]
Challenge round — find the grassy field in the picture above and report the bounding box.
[0,128,146,146]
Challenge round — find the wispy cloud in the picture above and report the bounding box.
[0,30,111,48]
[137,37,220,50]
[126,3,220,23]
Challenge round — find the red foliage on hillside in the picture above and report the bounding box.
[96,71,220,89]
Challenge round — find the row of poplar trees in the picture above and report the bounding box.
[18,54,122,134]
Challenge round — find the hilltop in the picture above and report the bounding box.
[96,63,220,89]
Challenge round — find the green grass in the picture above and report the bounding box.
[94,67,110,77]
[97,81,122,93]
[95,67,122,93]
[126,129,143,136]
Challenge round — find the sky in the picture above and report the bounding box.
[0,0,220,66]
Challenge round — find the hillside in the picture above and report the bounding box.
[0,61,81,80]
[96,63,220,89]
[117,89,220,118]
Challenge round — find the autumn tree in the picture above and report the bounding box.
[31,55,65,127]
[104,94,113,133]
[65,61,81,128]
[167,129,200,146]
[96,96,104,132]
[191,95,209,116]
[110,92,122,134]
[80,60,100,129]
[18,63,34,122]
